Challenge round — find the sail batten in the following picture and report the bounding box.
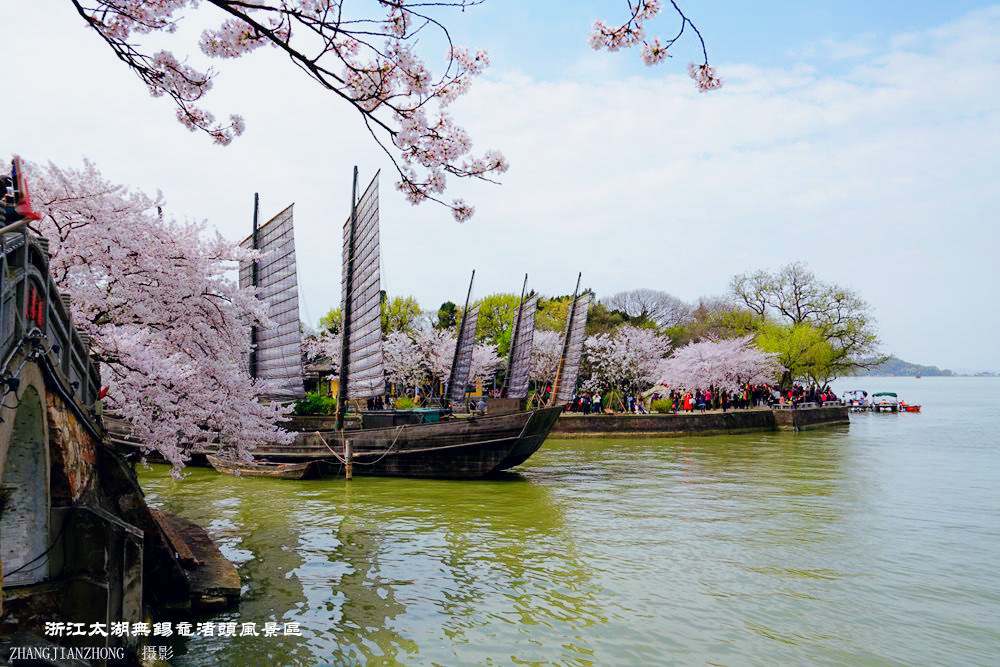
[505,295,537,399]
[340,173,384,399]
[239,203,305,400]
[555,292,590,402]
[448,301,480,405]
[447,271,478,405]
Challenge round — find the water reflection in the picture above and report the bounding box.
[141,468,603,665]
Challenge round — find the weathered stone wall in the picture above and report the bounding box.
[552,406,849,437]
[553,409,778,436]
[0,358,144,642]
[45,392,96,504]
[772,405,850,431]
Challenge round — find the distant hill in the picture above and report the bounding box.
[851,356,954,377]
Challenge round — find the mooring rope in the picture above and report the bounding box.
[313,424,406,469]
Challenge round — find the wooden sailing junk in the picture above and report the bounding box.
[323,168,563,478]
[206,169,585,479]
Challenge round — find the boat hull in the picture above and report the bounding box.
[206,454,318,479]
[257,406,565,479]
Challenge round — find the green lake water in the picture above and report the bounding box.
[138,377,1000,665]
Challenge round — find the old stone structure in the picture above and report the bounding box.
[553,404,850,437]
[0,227,149,649]
[0,224,239,658]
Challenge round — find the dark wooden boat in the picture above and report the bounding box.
[256,405,565,478]
[206,454,318,479]
[228,170,589,480]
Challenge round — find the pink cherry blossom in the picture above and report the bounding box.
[687,62,723,92]
[530,330,564,387]
[583,325,672,396]
[28,157,292,472]
[590,1,721,92]
[72,1,714,220]
[72,0,508,221]
[658,336,783,391]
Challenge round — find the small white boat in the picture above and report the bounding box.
[871,392,899,413]
[843,390,869,412]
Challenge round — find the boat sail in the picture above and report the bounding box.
[503,274,537,399]
[550,273,590,405]
[336,170,384,428]
[448,271,480,405]
[115,171,565,478]
[238,196,305,400]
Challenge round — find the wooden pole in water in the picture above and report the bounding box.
[344,439,353,480]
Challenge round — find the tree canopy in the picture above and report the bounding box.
[730,262,884,383]
[603,288,691,328]
[380,294,423,334]
[31,158,290,470]
[69,0,717,220]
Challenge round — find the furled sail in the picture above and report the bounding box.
[340,172,383,399]
[239,202,305,400]
[504,294,537,399]
[448,300,480,405]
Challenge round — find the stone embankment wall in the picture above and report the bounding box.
[771,405,850,431]
[552,405,849,436]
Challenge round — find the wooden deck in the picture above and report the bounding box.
[150,509,240,610]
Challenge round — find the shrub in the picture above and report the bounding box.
[393,396,417,409]
[293,391,338,416]
[603,388,623,413]
[651,399,674,414]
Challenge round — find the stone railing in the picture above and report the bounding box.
[0,228,101,424]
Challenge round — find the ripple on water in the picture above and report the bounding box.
[141,377,1000,665]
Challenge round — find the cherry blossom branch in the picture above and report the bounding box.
[71,0,504,221]
[590,0,722,91]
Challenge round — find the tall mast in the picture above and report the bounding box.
[335,167,359,431]
[502,274,528,397]
[249,193,260,380]
[549,272,582,406]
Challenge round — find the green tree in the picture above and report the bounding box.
[381,294,423,334]
[536,295,570,332]
[586,301,627,336]
[730,262,884,381]
[756,321,837,386]
[436,301,457,329]
[318,307,342,334]
[472,293,521,345]
[666,297,757,347]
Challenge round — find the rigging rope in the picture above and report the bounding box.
[312,424,405,470]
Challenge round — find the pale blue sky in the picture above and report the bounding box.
[3,2,999,372]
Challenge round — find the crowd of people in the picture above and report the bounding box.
[563,383,841,415]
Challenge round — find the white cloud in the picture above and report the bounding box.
[4,3,998,370]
